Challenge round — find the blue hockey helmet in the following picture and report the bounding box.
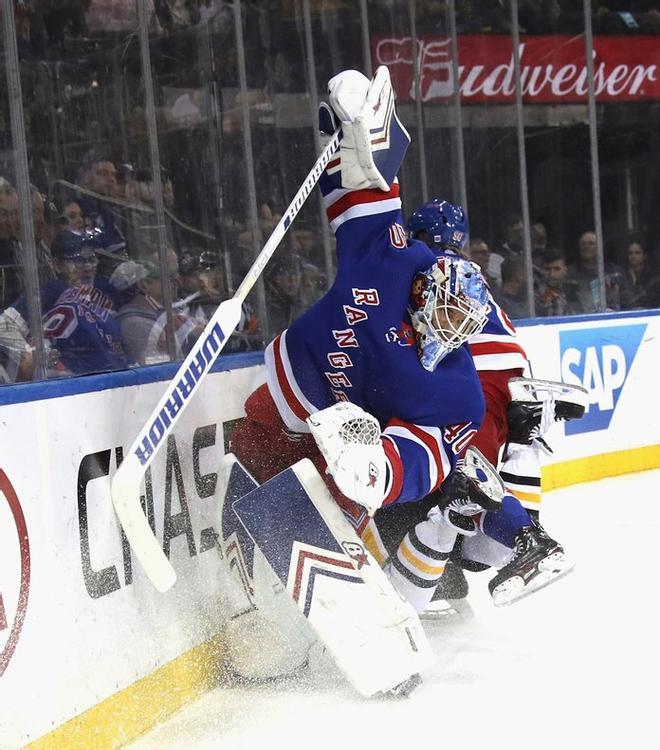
[51,228,103,260]
[408,256,488,371]
[405,199,468,254]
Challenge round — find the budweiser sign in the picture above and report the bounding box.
[374,34,660,103]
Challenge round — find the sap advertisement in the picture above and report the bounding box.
[516,312,659,463]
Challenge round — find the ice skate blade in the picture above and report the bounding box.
[421,598,474,621]
[491,555,575,607]
[508,377,588,407]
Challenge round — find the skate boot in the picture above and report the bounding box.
[507,378,588,445]
[488,522,574,606]
[434,447,504,535]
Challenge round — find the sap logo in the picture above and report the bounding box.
[560,324,646,434]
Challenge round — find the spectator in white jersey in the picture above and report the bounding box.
[118,247,205,365]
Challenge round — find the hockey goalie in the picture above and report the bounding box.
[215,66,581,697]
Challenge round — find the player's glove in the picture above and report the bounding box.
[320,66,410,192]
[307,402,389,516]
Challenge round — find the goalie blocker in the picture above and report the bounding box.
[218,454,432,698]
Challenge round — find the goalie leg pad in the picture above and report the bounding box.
[232,459,433,697]
[216,455,318,681]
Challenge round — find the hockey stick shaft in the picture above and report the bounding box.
[111,130,341,591]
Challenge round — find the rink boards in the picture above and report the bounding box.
[0,310,659,749]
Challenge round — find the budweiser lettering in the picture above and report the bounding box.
[374,35,659,104]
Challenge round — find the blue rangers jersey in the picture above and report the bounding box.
[437,247,528,372]
[265,175,484,508]
[12,276,127,374]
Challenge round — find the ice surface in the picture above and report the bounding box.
[128,470,660,750]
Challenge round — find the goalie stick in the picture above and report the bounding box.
[111,129,341,592]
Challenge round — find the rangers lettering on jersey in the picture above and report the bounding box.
[343,305,369,325]
[333,329,359,348]
[353,288,380,306]
[325,371,353,389]
[328,352,354,368]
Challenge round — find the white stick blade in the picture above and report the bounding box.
[112,456,177,592]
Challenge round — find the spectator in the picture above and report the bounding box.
[75,148,128,257]
[0,178,21,309]
[118,247,204,365]
[466,237,499,288]
[124,167,183,254]
[531,220,549,285]
[499,211,525,259]
[265,252,309,337]
[492,256,530,319]
[531,221,548,261]
[619,235,656,310]
[30,186,56,283]
[0,229,128,380]
[488,211,524,287]
[179,248,261,352]
[536,248,583,317]
[569,230,628,312]
[60,200,85,232]
[292,224,328,301]
[128,167,175,210]
[179,248,207,300]
[0,179,56,310]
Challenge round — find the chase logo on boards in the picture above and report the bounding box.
[559,324,646,435]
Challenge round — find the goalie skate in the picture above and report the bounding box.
[432,446,504,536]
[508,377,588,407]
[462,446,506,504]
[488,523,574,607]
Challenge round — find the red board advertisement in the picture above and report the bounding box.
[0,469,30,678]
[373,35,660,104]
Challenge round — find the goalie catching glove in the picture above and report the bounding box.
[307,402,390,516]
[319,66,410,192]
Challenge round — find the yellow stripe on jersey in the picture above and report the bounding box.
[362,523,388,566]
[508,488,542,504]
[399,539,446,576]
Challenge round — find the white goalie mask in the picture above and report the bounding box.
[408,256,489,371]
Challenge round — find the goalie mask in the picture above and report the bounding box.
[408,257,489,371]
